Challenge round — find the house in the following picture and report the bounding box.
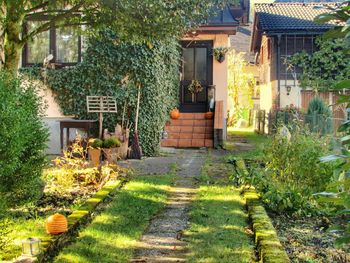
[160,6,239,148]
[250,3,344,127]
[20,5,239,153]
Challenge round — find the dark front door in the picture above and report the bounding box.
[180,41,213,113]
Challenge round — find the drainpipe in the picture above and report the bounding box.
[276,34,282,109]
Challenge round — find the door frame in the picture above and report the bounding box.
[180,40,213,113]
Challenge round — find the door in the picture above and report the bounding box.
[180,41,213,113]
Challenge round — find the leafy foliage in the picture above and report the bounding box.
[0,0,230,70]
[232,128,334,215]
[38,30,179,156]
[313,0,350,246]
[0,71,49,209]
[290,38,350,91]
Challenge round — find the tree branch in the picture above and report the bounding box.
[25,1,49,13]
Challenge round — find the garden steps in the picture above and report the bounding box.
[161,113,214,148]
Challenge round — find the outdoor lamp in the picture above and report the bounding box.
[208,85,216,111]
[21,238,41,257]
[286,85,292,96]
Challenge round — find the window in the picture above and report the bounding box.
[23,21,81,67]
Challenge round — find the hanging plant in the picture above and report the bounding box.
[213,47,229,63]
[188,79,203,94]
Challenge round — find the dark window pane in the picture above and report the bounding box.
[183,48,194,80]
[56,27,79,63]
[27,21,50,64]
[195,48,207,81]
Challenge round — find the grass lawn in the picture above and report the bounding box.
[226,128,271,160]
[54,172,175,262]
[185,154,254,263]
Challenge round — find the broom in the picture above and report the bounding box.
[130,82,142,159]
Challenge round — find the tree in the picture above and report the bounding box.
[0,0,227,72]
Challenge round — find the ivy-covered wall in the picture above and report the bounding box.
[44,31,180,156]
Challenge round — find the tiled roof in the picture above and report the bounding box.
[255,3,336,32]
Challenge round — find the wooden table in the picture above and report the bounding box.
[59,119,97,151]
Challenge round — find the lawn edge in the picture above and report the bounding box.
[14,178,126,263]
[238,159,290,263]
[243,188,290,263]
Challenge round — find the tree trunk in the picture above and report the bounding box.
[3,22,24,72]
[0,2,25,73]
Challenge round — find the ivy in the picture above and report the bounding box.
[37,31,179,156]
[290,37,350,91]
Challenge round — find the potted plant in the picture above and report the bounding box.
[213,47,229,63]
[88,138,103,167]
[188,79,203,94]
[102,137,121,163]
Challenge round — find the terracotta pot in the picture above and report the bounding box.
[88,148,101,167]
[46,213,68,235]
[205,112,214,119]
[170,108,180,119]
[103,147,120,163]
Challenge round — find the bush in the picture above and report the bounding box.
[90,138,103,149]
[103,137,121,148]
[306,96,333,134]
[0,71,48,209]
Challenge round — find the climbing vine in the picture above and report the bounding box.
[28,31,180,156]
[290,37,350,91]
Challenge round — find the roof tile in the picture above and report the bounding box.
[255,3,336,32]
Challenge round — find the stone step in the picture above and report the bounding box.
[167,132,213,140]
[165,126,213,134]
[161,138,213,148]
[177,113,207,119]
[166,119,213,127]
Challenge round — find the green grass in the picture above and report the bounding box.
[185,155,253,263]
[226,129,271,160]
[54,173,174,263]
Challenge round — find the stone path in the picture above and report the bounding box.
[125,149,206,263]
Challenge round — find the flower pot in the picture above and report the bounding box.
[171,108,180,119]
[103,147,120,164]
[88,148,101,167]
[205,112,214,119]
[217,54,225,63]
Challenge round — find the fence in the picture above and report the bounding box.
[265,110,346,135]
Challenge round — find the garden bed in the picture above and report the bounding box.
[1,164,128,261]
[271,214,349,262]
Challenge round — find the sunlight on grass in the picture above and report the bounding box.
[54,173,175,263]
[185,185,253,263]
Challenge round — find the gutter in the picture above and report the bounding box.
[276,34,281,109]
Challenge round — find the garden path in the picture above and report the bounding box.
[124,149,206,262]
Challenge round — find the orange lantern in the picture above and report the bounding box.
[170,108,180,119]
[46,213,68,235]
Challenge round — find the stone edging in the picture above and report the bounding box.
[15,179,125,263]
[243,188,290,263]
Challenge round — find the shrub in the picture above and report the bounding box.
[306,96,333,134]
[90,138,103,149]
[0,71,48,209]
[103,137,121,148]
